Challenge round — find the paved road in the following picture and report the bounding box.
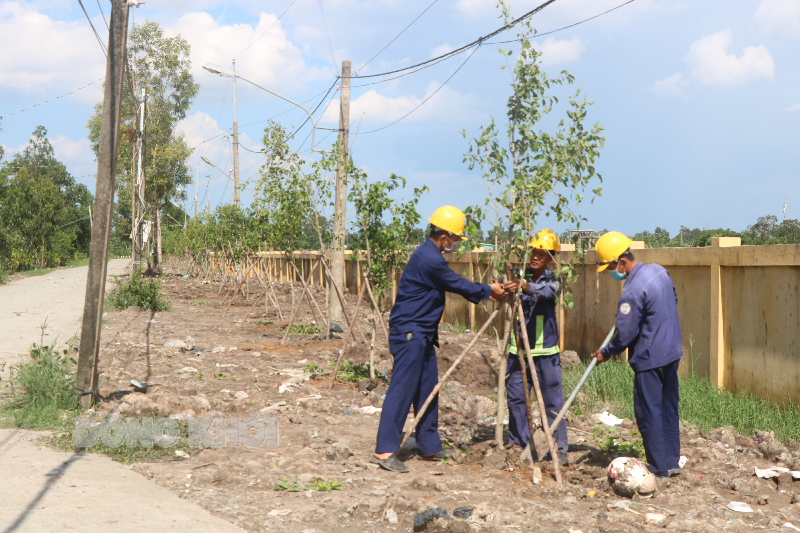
[0,260,243,533]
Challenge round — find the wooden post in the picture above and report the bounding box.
[329,59,351,325]
[709,236,739,387]
[75,0,130,408]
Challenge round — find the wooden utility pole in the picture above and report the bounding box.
[231,59,241,207]
[75,0,131,408]
[131,88,145,278]
[329,60,351,325]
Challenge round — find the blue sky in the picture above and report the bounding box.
[1,0,799,238]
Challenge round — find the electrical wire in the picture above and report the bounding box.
[356,0,441,73]
[350,0,558,79]
[484,0,637,45]
[0,78,105,119]
[359,44,480,135]
[77,0,108,56]
[96,0,109,30]
[234,0,298,58]
[318,0,338,71]
[287,79,339,142]
[238,84,335,129]
[292,83,340,150]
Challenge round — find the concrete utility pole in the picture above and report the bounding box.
[75,0,132,408]
[231,59,241,207]
[329,60,351,325]
[131,88,146,279]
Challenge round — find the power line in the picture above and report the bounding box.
[356,0,441,73]
[350,0,558,80]
[239,85,335,129]
[318,0,338,72]
[359,44,480,135]
[484,0,638,46]
[77,0,108,56]
[234,0,298,58]
[0,78,105,119]
[288,79,339,142]
[95,0,109,30]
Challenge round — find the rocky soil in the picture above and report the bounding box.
[74,270,800,533]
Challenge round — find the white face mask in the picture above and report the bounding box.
[444,235,459,252]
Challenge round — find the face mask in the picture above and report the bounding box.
[609,264,627,281]
[444,236,458,253]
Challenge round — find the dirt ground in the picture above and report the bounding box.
[83,267,800,533]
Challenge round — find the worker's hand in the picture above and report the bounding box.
[591,349,609,366]
[489,282,505,301]
[503,280,520,293]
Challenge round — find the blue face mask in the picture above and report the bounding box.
[609,267,627,281]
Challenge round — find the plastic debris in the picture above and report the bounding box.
[784,523,800,532]
[385,509,398,524]
[175,450,190,459]
[278,383,299,394]
[608,457,657,497]
[727,501,753,513]
[452,506,473,520]
[268,509,292,517]
[754,466,791,478]
[360,406,382,415]
[678,455,688,468]
[414,507,451,530]
[598,411,624,426]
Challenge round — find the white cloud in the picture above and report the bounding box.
[454,0,678,23]
[50,134,92,163]
[788,104,800,112]
[0,3,105,99]
[319,82,477,126]
[754,0,800,38]
[167,11,331,95]
[535,37,584,65]
[686,30,774,85]
[647,72,688,96]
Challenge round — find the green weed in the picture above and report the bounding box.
[273,476,344,492]
[255,320,273,326]
[562,359,800,443]
[106,269,170,312]
[442,312,468,334]
[337,360,371,383]
[190,300,211,306]
[285,324,323,334]
[303,363,325,374]
[593,424,645,458]
[1,322,76,429]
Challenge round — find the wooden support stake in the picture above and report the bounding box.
[517,301,563,485]
[398,308,500,452]
[362,273,389,341]
[330,282,367,389]
[320,255,368,343]
[289,260,326,329]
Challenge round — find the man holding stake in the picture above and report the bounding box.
[503,229,569,466]
[371,206,505,473]
[591,231,684,480]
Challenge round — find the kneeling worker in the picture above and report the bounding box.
[591,231,683,479]
[502,229,569,466]
[372,206,505,473]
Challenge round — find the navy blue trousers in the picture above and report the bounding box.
[634,359,681,477]
[506,353,568,454]
[375,332,442,456]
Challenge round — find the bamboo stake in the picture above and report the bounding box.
[397,308,500,452]
[330,282,367,389]
[319,255,368,343]
[517,301,563,484]
[289,260,326,329]
[239,284,269,327]
[280,260,322,344]
[222,259,258,316]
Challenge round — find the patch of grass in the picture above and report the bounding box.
[0,268,7,285]
[337,360,371,383]
[45,419,198,464]
[303,363,325,374]
[1,323,77,429]
[190,300,211,306]
[285,324,323,334]
[441,312,468,334]
[106,269,170,312]
[273,476,344,492]
[563,358,800,443]
[593,424,645,458]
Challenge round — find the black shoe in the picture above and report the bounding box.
[557,452,569,467]
[370,454,409,473]
[418,449,456,461]
[668,467,682,477]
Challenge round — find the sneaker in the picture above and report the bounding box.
[370,454,409,473]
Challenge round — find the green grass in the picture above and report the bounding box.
[273,476,344,492]
[284,324,323,334]
[562,359,800,442]
[106,269,170,312]
[441,312,468,334]
[1,323,77,429]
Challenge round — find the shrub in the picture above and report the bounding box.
[106,269,170,312]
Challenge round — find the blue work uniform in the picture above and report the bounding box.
[375,238,492,456]
[505,268,568,454]
[600,262,683,477]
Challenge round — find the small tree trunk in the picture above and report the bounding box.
[155,204,163,275]
[369,310,377,379]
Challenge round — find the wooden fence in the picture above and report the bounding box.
[200,238,800,405]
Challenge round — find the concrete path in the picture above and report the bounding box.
[0,260,243,533]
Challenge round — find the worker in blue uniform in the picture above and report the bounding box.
[502,229,569,466]
[591,231,684,479]
[371,206,505,473]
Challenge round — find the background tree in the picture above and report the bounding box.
[0,126,93,271]
[88,20,198,273]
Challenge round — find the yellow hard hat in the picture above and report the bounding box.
[595,231,632,272]
[528,228,560,252]
[428,206,466,237]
